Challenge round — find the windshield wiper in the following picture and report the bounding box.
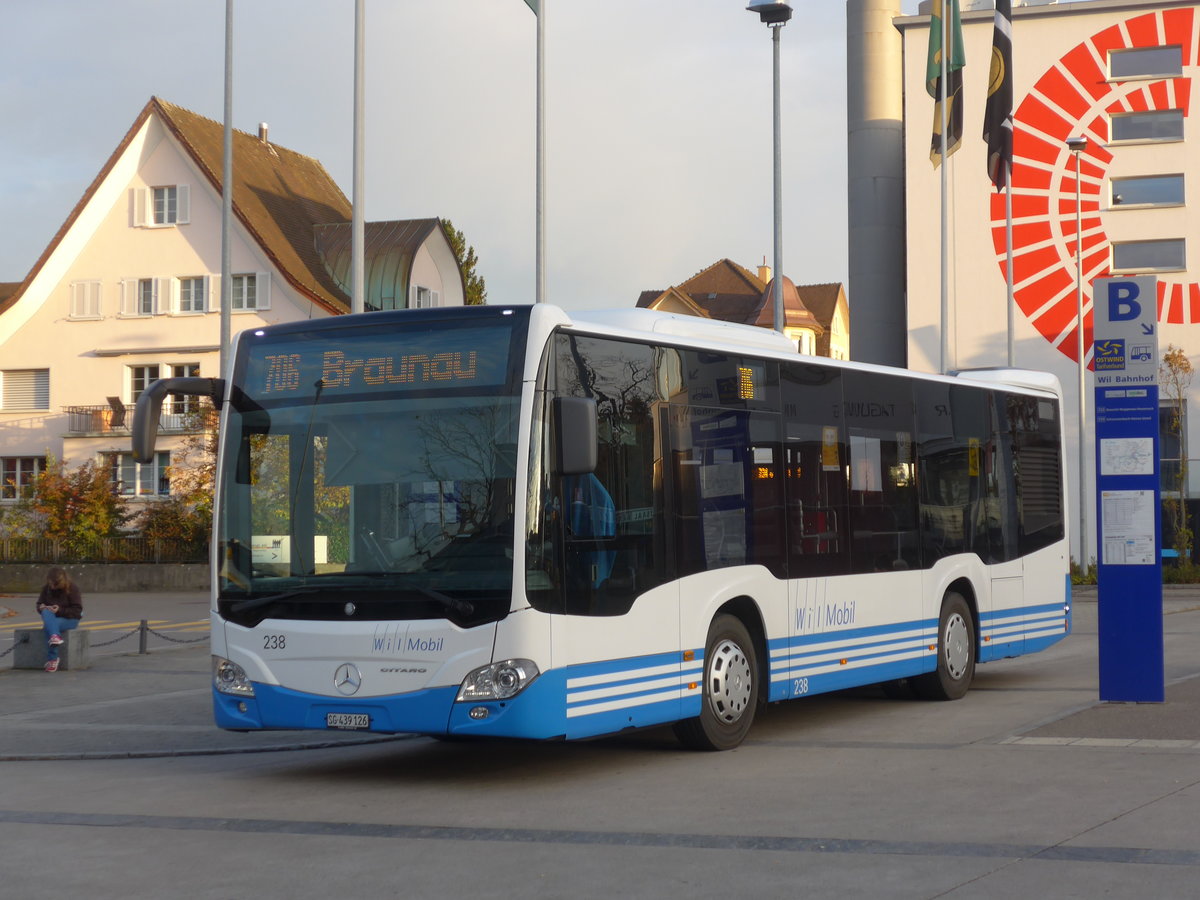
[401,582,474,617]
[231,587,321,615]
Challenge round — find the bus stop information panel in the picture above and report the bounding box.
[1092,275,1164,703]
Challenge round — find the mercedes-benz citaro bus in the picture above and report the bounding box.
[132,304,1070,750]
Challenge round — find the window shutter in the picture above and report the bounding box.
[176,184,190,224]
[431,290,440,307]
[1,369,50,411]
[157,278,169,315]
[121,279,139,315]
[202,275,211,313]
[133,188,147,227]
[409,285,417,309]
[169,278,181,314]
[256,272,271,310]
[70,283,86,318]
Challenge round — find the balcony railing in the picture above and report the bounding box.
[62,402,210,437]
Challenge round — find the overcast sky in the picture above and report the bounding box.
[1,1,925,311]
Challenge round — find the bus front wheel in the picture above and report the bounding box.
[914,591,975,701]
[674,614,759,751]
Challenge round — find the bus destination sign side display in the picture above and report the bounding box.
[1092,275,1164,703]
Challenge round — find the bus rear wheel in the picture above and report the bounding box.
[674,614,759,751]
[913,591,975,701]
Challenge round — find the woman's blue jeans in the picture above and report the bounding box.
[40,608,80,661]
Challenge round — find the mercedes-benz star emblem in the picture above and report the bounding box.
[333,663,362,696]
[344,602,356,616]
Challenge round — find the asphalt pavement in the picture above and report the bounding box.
[1,586,1199,761]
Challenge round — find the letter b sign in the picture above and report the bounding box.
[1108,281,1141,321]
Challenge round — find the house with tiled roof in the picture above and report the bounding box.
[636,258,849,360]
[0,97,465,503]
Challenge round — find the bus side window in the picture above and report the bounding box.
[781,362,849,578]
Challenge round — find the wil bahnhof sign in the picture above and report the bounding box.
[1091,275,1164,702]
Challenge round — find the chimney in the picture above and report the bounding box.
[757,256,772,284]
[258,122,269,144]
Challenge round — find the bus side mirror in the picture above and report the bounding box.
[132,376,225,463]
[554,396,598,475]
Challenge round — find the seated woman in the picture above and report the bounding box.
[36,567,84,672]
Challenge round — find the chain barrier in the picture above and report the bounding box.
[0,633,26,659]
[88,626,145,648]
[143,625,206,645]
[4,620,205,659]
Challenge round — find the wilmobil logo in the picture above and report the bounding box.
[1094,339,1126,371]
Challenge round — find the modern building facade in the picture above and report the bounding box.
[849,0,1200,564]
[0,97,465,507]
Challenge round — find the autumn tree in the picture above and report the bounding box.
[133,405,218,548]
[1159,344,1195,563]
[442,218,488,306]
[23,456,130,551]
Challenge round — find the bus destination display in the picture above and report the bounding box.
[243,325,512,400]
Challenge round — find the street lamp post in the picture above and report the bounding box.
[1067,134,1089,572]
[747,1,792,337]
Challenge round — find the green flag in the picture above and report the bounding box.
[926,0,965,167]
[524,0,537,12]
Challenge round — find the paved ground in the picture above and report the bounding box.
[0,591,406,758]
[2,586,1200,898]
[2,586,1199,760]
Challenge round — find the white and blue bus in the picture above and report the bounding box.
[134,304,1071,750]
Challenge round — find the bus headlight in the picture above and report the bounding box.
[457,659,540,702]
[213,656,255,697]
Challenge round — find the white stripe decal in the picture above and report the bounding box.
[566,687,692,718]
[567,660,686,689]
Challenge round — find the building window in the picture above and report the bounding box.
[1110,110,1184,143]
[166,363,201,416]
[1110,46,1182,80]
[176,276,208,314]
[69,281,102,319]
[1160,400,1186,496]
[153,187,178,225]
[110,451,171,497]
[1111,174,1184,208]
[1112,239,1186,272]
[134,185,190,227]
[130,365,161,404]
[1,456,45,501]
[232,273,270,311]
[410,285,439,309]
[122,278,159,316]
[1,369,50,411]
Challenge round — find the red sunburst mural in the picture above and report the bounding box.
[992,6,1198,367]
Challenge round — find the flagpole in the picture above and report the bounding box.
[939,2,949,375]
[351,0,365,315]
[1006,160,1014,366]
[535,0,546,304]
[220,0,233,380]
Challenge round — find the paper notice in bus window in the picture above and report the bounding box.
[850,435,882,492]
[968,438,980,476]
[1100,489,1156,565]
[822,426,840,471]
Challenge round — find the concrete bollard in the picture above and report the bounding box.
[12,628,91,670]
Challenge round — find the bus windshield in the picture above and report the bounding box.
[216,314,524,626]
